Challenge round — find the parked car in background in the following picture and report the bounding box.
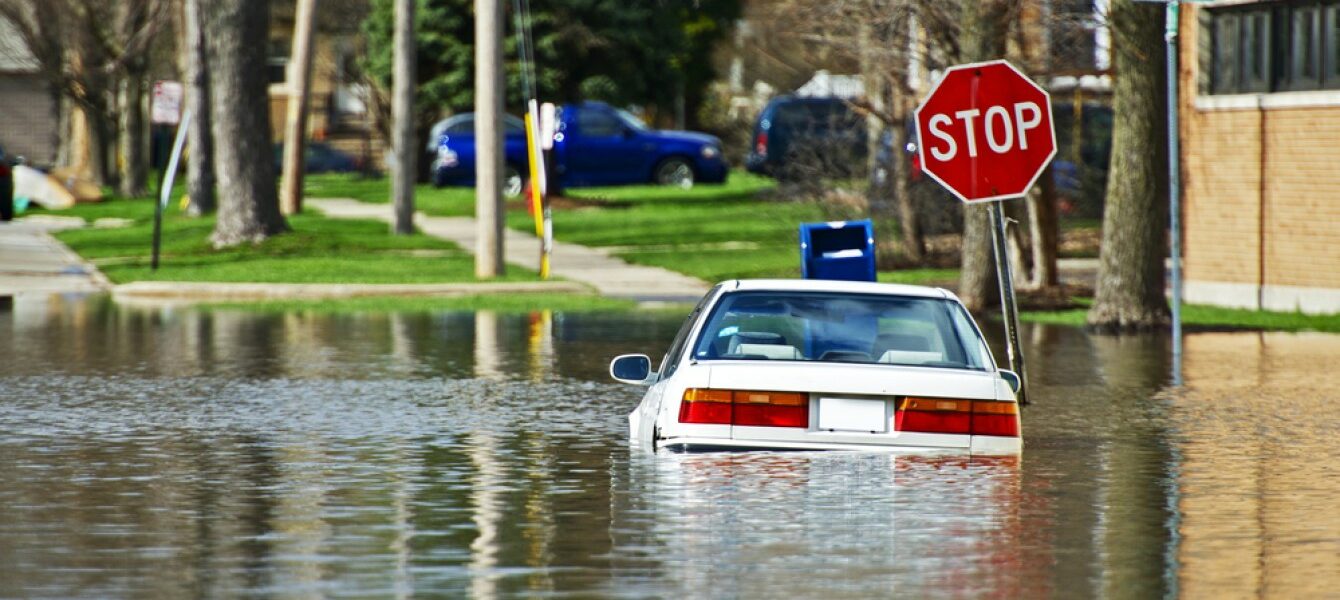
[745,95,866,181]
[0,145,14,221]
[432,101,728,194]
[272,142,364,174]
[429,113,530,196]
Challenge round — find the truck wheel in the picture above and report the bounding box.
[654,157,695,189]
[504,165,526,198]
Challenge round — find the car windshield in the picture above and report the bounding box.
[690,291,991,370]
[614,108,650,131]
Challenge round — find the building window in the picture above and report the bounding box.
[1325,4,1340,88]
[1207,1,1340,94]
[268,38,291,85]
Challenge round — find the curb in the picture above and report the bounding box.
[112,280,593,305]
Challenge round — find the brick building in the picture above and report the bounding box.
[1180,1,1340,314]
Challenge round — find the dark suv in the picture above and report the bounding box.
[745,95,866,180]
[0,145,13,222]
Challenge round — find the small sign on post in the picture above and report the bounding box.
[913,60,1057,404]
[151,81,184,126]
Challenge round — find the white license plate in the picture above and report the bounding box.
[817,397,888,433]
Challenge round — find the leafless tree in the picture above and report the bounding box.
[0,0,167,188]
[762,0,932,264]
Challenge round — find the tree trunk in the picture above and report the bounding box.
[1006,198,1030,283]
[118,75,149,197]
[1027,164,1059,288]
[185,0,216,215]
[955,0,1016,311]
[891,82,924,264]
[1087,0,1169,331]
[391,0,416,235]
[204,0,287,247]
[890,116,923,264]
[86,110,114,187]
[55,92,73,168]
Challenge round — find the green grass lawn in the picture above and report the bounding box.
[303,173,476,216]
[513,173,830,282]
[200,293,633,314]
[1021,301,1340,333]
[878,268,961,286]
[51,196,537,284]
[302,171,1011,285]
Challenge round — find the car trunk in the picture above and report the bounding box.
[704,361,998,449]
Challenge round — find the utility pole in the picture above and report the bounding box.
[280,0,318,215]
[475,0,505,277]
[183,0,215,215]
[391,0,416,234]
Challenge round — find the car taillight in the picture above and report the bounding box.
[754,131,768,156]
[0,164,9,177]
[679,388,808,428]
[896,397,1019,437]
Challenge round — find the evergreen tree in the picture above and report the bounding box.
[362,0,740,129]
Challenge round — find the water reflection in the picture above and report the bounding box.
[1173,332,1340,599]
[0,295,1338,597]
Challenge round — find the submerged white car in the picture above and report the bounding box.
[610,279,1023,455]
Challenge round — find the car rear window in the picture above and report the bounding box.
[690,291,991,370]
[772,100,858,131]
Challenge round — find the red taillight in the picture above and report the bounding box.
[0,164,9,178]
[754,131,768,156]
[896,397,1019,437]
[679,400,733,424]
[679,388,808,428]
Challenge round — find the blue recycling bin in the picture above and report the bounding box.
[799,219,876,282]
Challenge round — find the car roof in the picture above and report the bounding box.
[718,279,957,301]
[769,95,847,105]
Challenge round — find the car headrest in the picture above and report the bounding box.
[726,331,786,354]
[872,333,931,355]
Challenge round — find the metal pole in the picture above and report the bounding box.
[989,200,1028,404]
[279,0,319,216]
[391,0,416,235]
[153,109,191,271]
[1166,1,1183,385]
[475,0,505,277]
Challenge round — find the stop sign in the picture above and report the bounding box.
[914,60,1056,203]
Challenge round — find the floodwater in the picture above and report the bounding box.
[1,295,1338,599]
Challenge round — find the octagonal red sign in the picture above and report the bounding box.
[914,60,1056,203]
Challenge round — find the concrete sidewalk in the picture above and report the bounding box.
[0,217,109,296]
[309,198,712,303]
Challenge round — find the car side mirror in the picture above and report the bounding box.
[997,369,1022,395]
[610,354,657,385]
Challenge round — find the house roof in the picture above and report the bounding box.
[0,16,39,73]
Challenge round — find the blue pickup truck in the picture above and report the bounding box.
[432,101,728,194]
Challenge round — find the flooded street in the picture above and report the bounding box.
[2,295,1338,598]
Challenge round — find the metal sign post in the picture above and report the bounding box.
[1166,0,1184,386]
[989,201,1027,404]
[913,60,1055,404]
[152,109,191,271]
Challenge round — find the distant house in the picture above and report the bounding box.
[0,15,56,165]
[266,5,379,164]
[1179,2,1340,314]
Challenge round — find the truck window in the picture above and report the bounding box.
[577,109,623,137]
